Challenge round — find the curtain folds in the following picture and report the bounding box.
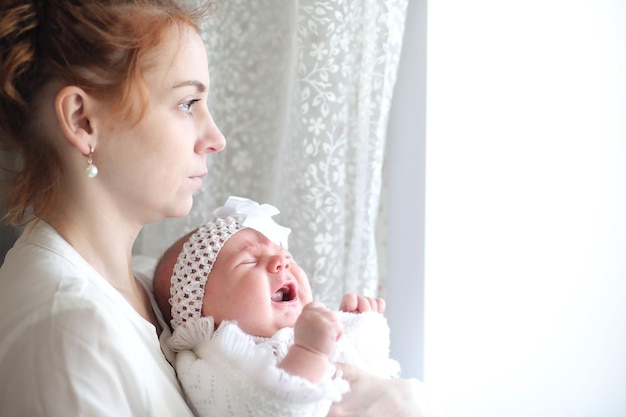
[135,0,408,307]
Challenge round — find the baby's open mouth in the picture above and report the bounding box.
[271,283,296,302]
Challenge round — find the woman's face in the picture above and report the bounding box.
[202,229,313,338]
[97,25,225,224]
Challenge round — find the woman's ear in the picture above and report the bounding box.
[54,86,96,156]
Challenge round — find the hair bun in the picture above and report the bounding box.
[0,3,42,103]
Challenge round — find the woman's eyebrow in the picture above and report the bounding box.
[172,80,206,92]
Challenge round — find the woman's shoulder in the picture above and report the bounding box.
[0,221,102,297]
[1,220,85,277]
[0,221,144,347]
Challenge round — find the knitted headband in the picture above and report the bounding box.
[169,196,291,330]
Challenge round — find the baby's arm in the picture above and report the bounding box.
[335,295,401,379]
[279,302,343,384]
[340,294,386,314]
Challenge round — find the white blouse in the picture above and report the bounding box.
[0,221,194,417]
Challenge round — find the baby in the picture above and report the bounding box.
[153,196,400,417]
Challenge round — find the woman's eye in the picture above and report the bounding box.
[179,99,201,114]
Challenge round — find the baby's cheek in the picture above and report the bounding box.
[297,276,314,304]
[300,289,313,304]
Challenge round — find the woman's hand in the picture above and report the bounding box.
[328,363,430,417]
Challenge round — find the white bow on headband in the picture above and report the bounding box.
[214,196,291,249]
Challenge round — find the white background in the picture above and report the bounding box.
[386,1,626,416]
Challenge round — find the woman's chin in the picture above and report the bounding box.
[167,200,194,219]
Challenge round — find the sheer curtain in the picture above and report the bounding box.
[135,0,408,307]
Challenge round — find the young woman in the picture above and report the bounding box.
[0,1,224,415]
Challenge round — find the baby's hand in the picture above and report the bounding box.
[293,302,343,357]
[340,293,386,314]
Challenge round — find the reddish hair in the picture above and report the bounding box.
[0,0,213,225]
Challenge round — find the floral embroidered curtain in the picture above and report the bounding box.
[136,0,409,307]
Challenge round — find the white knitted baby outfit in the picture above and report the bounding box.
[169,311,400,417]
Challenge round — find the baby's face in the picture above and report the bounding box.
[201,229,312,337]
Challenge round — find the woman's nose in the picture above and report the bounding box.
[267,254,290,273]
[196,110,226,154]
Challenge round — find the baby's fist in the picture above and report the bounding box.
[294,302,343,357]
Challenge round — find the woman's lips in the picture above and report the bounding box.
[189,173,206,187]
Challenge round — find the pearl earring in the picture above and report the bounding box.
[84,146,98,178]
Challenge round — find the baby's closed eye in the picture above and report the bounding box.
[236,259,257,267]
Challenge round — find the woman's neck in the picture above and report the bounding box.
[42,210,159,330]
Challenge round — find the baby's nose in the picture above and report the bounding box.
[268,254,290,273]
